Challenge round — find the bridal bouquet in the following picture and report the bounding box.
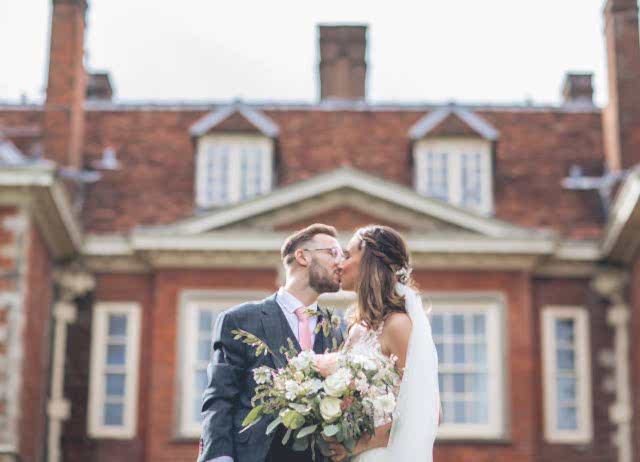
[234,325,401,461]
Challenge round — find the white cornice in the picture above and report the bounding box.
[601,170,640,263]
[0,163,81,259]
[83,231,601,274]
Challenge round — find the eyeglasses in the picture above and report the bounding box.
[302,247,345,261]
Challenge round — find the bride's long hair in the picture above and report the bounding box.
[348,225,415,331]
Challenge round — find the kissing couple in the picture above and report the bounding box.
[198,224,440,462]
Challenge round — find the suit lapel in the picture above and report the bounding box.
[260,294,301,367]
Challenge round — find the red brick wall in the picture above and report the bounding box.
[413,270,537,462]
[62,273,153,462]
[18,224,54,462]
[533,278,616,462]
[145,269,278,462]
[631,257,640,462]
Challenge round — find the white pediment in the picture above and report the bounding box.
[136,166,551,239]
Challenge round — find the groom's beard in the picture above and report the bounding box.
[308,259,340,294]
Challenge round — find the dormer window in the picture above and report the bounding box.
[409,105,499,215]
[414,139,493,214]
[190,102,279,208]
[196,134,273,207]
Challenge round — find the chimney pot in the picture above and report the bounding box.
[562,73,594,106]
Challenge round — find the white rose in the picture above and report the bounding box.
[324,368,352,398]
[290,351,315,371]
[303,378,324,395]
[319,396,343,423]
[373,392,396,415]
[285,380,302,401]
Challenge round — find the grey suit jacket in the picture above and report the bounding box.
[198,293,344,462]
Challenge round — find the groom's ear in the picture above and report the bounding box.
[294,248,309,267]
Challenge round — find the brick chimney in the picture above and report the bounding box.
[562,73,594,106]
[318,25,367,101]
[43,0,88,169]
[602,0,640,171]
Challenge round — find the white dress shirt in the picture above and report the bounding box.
[207,289,318,462]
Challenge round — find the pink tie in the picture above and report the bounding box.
[294,306,313,350]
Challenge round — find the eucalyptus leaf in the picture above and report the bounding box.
[282,428,292,445]
[322,424,340,437]
[266,416,283,435]
[296,424,318,439]
[241,404,264,427]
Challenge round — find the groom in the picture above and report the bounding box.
[198,223,345,462]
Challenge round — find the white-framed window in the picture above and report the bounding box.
[196,134,273,208]
[429,294,505,439]
[414,138,493,214]
[542,306,592,443]
[177,290,269,438]
[87,302,141,439]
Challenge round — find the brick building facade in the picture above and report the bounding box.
[0,1,639,461]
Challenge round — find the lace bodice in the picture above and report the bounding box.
[343,322,400,427]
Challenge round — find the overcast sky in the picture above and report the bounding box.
[1,0,610,106]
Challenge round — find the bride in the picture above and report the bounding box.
[326,225,440,462]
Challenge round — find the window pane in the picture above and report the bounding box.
[453,401,466,423]
[473,314,485,335]
[471,373,487,394]
[452,315,465,335]
[472,342,487,365]
[193,369,209,422]
[557,406,577,430]
[198,339,210,362]
[106,373,126,397]
[108,315,127,337]
[461,152,482,208]
[431,315,443,336]
[555,319,575,343]
[470,400,489,424]
[107,344,126,365]
[104,403,124,426]
[435,342,444,362]
[453,373,465,393]
[422,152,449,201]
[199,311,213,333]
[453,343,466,363]
[556,349,575,371]
[557,377,576,402]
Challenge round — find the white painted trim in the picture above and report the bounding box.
[408,105,500,141]
[429,294,506,440]
[601,170,640,261]
[138,166,547,238]
[541,306,593,444]
[87,302,141,439]
[176,290,269,438]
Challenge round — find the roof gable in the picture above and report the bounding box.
[136,166,550,239]
[409,104,499,141]
[190,101,280,137]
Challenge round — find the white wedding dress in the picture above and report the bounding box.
[349,283,440,462]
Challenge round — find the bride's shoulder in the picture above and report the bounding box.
[382,311,412,334]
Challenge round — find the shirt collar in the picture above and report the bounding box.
[277,287,318,314]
